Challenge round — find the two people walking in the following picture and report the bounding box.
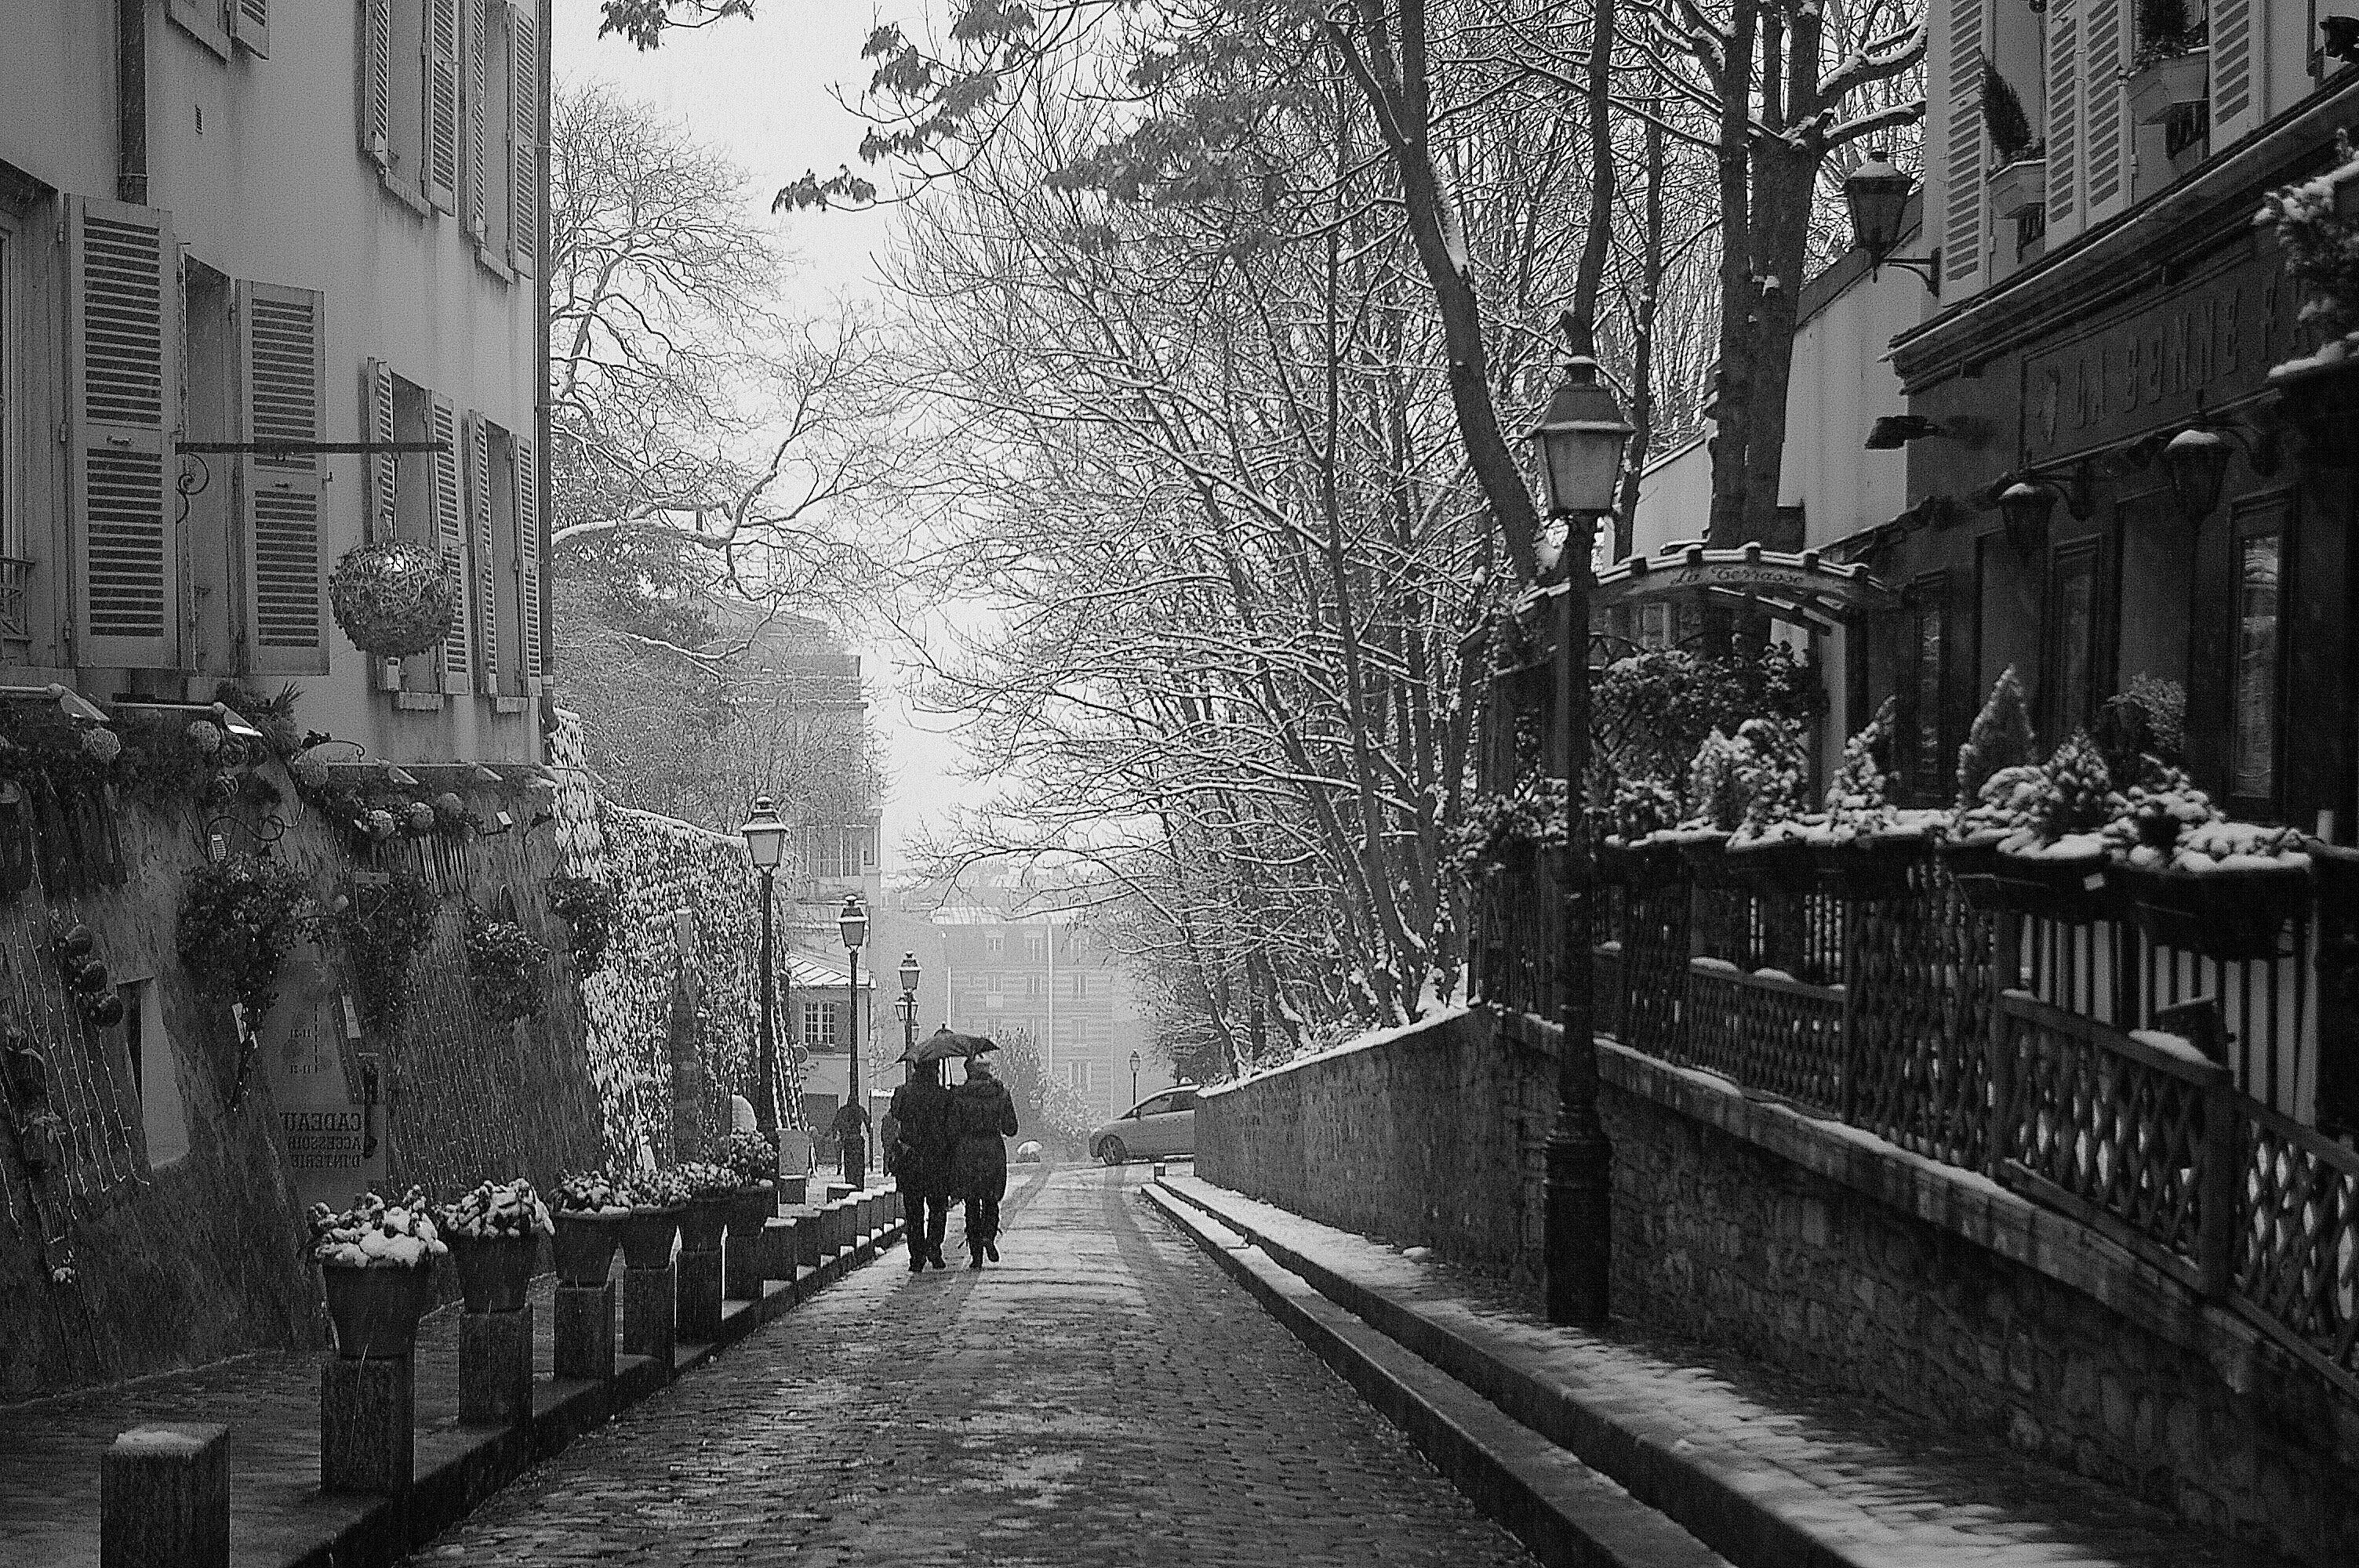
[888,1047,1019,1270]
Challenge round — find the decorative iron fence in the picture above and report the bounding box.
[1679,960,1844,1116]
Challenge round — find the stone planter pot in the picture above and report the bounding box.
[552,1212,622,1286]
[1992,845,2112,924]
[728,1184,776,1240]
[320,1261,437,1358]
[619,1207,682,1269]
[2110,859,2310,961]
[679,1196,730,1254]
[1812,836,1928,902]
[1726,837,1815,899]
[445,1233,537,1312]
[1989,156,2046,219]
[2270,354,2359,470]
[2127,49,2208,126]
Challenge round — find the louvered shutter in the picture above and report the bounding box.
[425,0,461,213]
[428,394,472,691]
[1936,0,1986,295]
[2210,0,2259,147]
[232,0,266,54]
[2045,0,2081,243]
[514,432,543,687]
[466,413,499,684]
[66,197,180,670]
[363,358,396,543]
[2083,0,2128,222]
[235,282,328,675]
[463,0,493,244]
[359,0,393,171]
[508,2,539,276]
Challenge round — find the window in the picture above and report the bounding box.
[2048,543,2099,741]
[1023,974,1042,999]
[1637,601,1672,649]
[1071,973,1091,1000]
[361,0,524,245]
[2231,517,2283,805]
[1903,578,1947,799]
[121,980,189,1169]
[984,931,1005,959]
[801,1000,841,1050]
[1025,933,1045,963]
[1066,1060,1093,1092]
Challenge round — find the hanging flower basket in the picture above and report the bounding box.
[2109,859,2308,960]
[1812,834,1928,903]
[2270,350,2359,470]
[328,540,456,658]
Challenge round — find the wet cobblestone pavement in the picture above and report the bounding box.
[402,1162,1538,1566]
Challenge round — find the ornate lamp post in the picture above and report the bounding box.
[1129,1049,1142,1108]
[896,951,921,1073]
[738,797,789,1134]
[1526,320,1634,1327]
[838,894,870,1188]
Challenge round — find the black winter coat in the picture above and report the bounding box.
[888,1078,958,1195]
[949,1076,1020,1201]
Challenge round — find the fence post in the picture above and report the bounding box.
[2161,996,2238,1300]
[1837,899,1863,1123]
[1986,913,2020,1179]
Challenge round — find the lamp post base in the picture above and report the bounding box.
[1543,1104,1613,1327]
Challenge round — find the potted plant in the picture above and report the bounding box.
[307,1187,446,1357]
[18,1106,65,1172]
[2125,0,2209,126]
[466,909,551,1029]
[2104,778,2312,959]
[673,1161,739,1253]
[1940,667,2040,902]
[175,853,313,1031]
[718,1129,778,1240]
[2258,135,2359,468]
[1811,698,1936,901]
[327,540,457,658]
[1721,717,1818,898]
[1987,733,2120,922]
[434,1178,553,1312]
[616,1169,689,1269]
[1981,62,2047,217]
[1454,775,1569,886]
[1596,777,1685,883]
[550,1171,631,1286]
[1670,728,1749,888]
[545,876,617,975]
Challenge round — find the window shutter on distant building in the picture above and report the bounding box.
[2082,0,2128,221]
[507,3,539,277]
[66,197,180,670]
[2209,0,2259,147]
[424,0,462,213]
[359,0,394,171]
[465,412,499,684]
[234,281,327,674]
[2045,0,2080,242]
[232,0,267,54]
[513,431,542,685]
[462,0,493,245]
[1936,0,1986,294]
[363,358,397,543]
[429,393,471,691]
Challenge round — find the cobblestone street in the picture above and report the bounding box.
[402,1163,1537,1567]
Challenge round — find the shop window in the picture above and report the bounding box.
[2048,543,2099,739]
[1903,578,1947,799]
[2114,491,2191,731]
[2231,517,2283,807]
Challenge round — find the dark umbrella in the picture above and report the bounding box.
[901,1028,998,1065]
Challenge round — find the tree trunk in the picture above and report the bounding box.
[1615,107,1667,559]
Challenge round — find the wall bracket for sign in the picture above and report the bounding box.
[1583,541,1899,629]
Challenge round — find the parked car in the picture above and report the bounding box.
[1090,1086,1200,1164]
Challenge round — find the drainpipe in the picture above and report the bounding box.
[116,0,147,204]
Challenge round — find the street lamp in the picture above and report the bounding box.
[739,797,789,1134]
[839,894,870,1189]
[896,951,921,1076]
[1525,312,1634,1329]
[1129,1049,1142,1108]
[1841,151,1939,292]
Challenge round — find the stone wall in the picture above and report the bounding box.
[1196,1008,1554,1287]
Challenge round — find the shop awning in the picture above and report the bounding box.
[1590,542,1899,631]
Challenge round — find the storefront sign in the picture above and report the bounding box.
[281,1109,367,1171]
[2024,245,2314,466]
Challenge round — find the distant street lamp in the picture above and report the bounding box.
[839,895,870,1189]
[1525,313,1634,1329]
[1129,1049,1142,1108]
[738,797,789,1134]
[896,951,921,1076]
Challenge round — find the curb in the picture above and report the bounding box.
[281,1203,906,1568]
[1141,1185,1730,1568]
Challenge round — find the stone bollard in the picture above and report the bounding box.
[554,1281,616,1383]
[321,1356,414,1495]
[792,1214,820,1273]
[887,1189,903,1222]
[457,1306,534,1427]
[778,1173,808,1205]
[825,1181,855,1203]
[675,1245,723,1343]
[751,1218,795,1284]
[621,1261,676,1364]
[101,1423,228,1568]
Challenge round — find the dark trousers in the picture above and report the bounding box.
[962,1192,1001,1252]
[919,1190,951,1258]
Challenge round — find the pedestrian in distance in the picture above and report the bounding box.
[830,1098,871,1189]
[951,1052,1020,1269]
[888,1058,958,1272]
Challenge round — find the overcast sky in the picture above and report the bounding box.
[554,2,976,875]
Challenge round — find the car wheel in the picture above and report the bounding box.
[1098,1137,1128,1167]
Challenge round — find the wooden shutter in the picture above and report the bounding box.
[232,0,267,54]
[2045,0,2080,242]
[462,0,493,244]
[1936,0,1986,295]
[359,0,393,171]
[466,412,499,684]
[2210,0,2259,147]
[362,358,396,543]
[513,431,542,686]
[235,282,327,675]
[65,197,180,670]
[2083,0,2128,222]
[508,2,538,276]
[425,0,461,213]
[427,394,472,691]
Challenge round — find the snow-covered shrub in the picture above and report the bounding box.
[1955,666,2037,814]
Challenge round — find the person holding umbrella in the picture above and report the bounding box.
[889,1031,965,1272]
[949,1040,1020,1268]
